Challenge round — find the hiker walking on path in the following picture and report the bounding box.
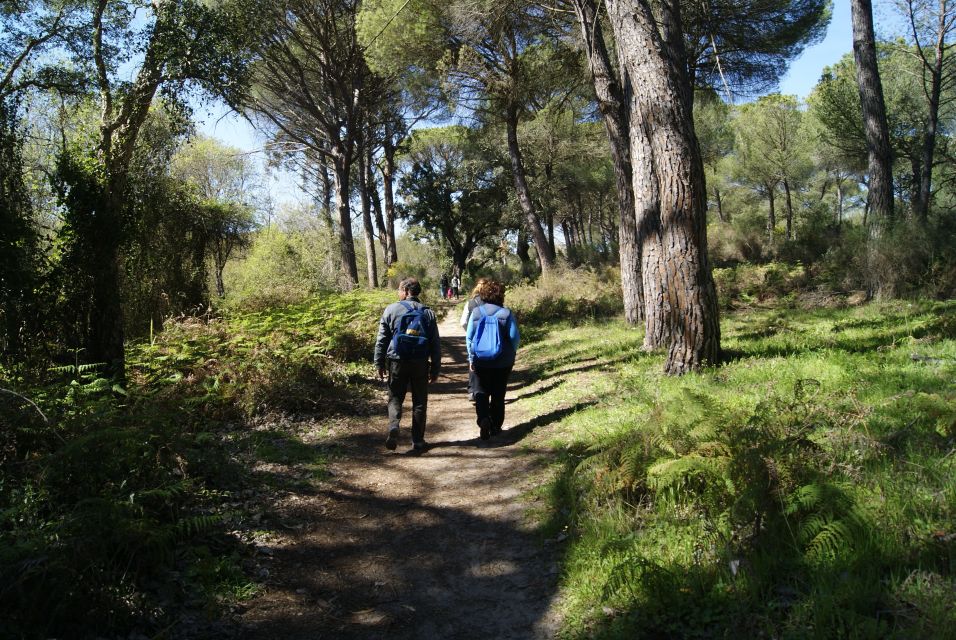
[439,273,449,299]
[450,273,460,299]
[460,278,489,402]
[374,277,441,451]
[465,279,520,440]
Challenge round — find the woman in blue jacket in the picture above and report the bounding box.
[465,279,520,440]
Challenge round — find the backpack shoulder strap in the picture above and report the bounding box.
[478,304,489,318]
[398,301,413,312]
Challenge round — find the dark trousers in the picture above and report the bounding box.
[467,369,478,397]
[473,365,512,433]
[387,359,429,444]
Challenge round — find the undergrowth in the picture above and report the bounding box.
[0,289,392,638]
[515,299,956,639]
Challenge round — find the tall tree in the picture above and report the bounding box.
[445,0,564,273]
[170,136,259,297]
[735,94,812,241]
[399,126,508,276]
[604,0,720,374]
[570,0,643,325]
[52,0,257,377]
[246,0,377,288]
[893,0,956,220]
[850,0,895,231]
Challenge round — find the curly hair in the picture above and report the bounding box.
[475,279,505,305]
[470,277,490,298]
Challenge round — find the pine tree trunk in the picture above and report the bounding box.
[767,185,777,242]
[505,104,555,273]
[850,0,895,232]
[331,150,359,288]
[367,144,389,264]
[381,139,399,267]
[836,181,844,226]
[714,186,726,222]
[917,50,943,222]
[783,179,794,241]
[318,160,336,236]
[357,141,378,287]
[606,0,720,373]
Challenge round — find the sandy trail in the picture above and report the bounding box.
[238,305,564,639]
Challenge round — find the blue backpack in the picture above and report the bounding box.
[392,301,432,359]
[471,305,507,362]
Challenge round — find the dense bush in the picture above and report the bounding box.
[506,266,623,325]
[819,219,956,299]
[0,289,391,637]
[712,261,810,309]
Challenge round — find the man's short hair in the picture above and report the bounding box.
[399,277,422,296]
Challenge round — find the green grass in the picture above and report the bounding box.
[513,300,956,639]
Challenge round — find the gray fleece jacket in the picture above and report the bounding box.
[373,298,441,377]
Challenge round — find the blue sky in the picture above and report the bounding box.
[778,1,853,99]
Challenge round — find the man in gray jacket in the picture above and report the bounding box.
[374,277,441,451]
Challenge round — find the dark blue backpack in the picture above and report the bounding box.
[392,301,432,359]
[471,305,507,362]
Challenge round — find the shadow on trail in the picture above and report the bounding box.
[240,442,560,640]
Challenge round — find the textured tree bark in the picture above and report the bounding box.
[331,151,359,288]
[850,0,895,232]
[606,0,720,373]
[505,103,555,273]
[367,143,389,266]
[631,118,669,351]
[783,179,794,241]
[916,20,945,222]
[381,138,399,267]
[318,160,336,235]
[714,186,726,222]
[766,183,777,242]
[357,139,378,288]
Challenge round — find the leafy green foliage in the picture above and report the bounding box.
[129,289,392,416]
[1,288,390,637]
[0,98,45,365]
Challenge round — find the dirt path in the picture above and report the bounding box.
[237,306,564,639]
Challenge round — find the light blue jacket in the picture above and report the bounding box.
[466,303,520,368]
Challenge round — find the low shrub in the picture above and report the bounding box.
[506,266,623,325]
[712,261,810,309]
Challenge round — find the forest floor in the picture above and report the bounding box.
[235,304,568,640]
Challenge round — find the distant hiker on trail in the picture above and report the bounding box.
[439,273,449,299]
[465,279,520,440]
[450,274,460,299]
[460,278,490,402]
[374,277,441,452]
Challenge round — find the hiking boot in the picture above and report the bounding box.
[412,441,430,452]
[385,428,398,450]
[479,417,492,440]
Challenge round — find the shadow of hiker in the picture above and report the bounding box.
[485,401,598,448]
